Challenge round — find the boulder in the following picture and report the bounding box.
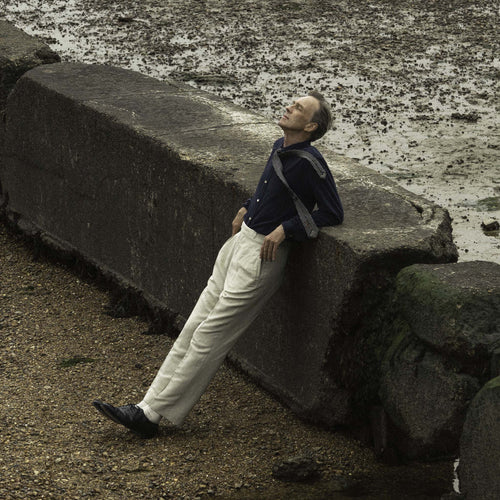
[393,262,500,377]
[379,261,500,459]
[379,333,480,459]
[459,377,500,500]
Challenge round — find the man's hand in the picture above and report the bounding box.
[232,207,247,235]
[260,225,286,262]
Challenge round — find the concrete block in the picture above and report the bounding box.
[0,62,458,426]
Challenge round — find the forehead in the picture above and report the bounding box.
[295,95,320,114]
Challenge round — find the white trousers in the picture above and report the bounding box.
[141,222,290,425]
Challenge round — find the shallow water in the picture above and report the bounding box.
[3,0,499,263]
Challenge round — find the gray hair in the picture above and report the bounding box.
[308,90,333,141]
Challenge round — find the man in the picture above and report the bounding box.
[93,91,343,438]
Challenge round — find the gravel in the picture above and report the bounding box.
[0,222,454,498]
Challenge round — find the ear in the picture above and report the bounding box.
[304,122,318,133]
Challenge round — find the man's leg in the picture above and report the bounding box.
[140,233,240,411]
[93,225,288,434]
[93,233,240,435]
[143,224,289,426]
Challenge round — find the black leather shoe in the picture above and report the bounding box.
[93,400,158,438]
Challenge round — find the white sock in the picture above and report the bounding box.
[137,401,162,424]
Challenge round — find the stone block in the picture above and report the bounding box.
[0,62,458,426]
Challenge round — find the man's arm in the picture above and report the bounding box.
[232,207,247,235]
[260,224,285,262]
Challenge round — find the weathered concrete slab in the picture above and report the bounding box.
[0,20,59,111]
[0,20,59,188]
[0,62,458,426]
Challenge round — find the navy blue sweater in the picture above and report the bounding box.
[243,137,343,241]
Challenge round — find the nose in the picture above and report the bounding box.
[286,104,293,113]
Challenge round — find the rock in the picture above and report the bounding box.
[481,219,499,232]
[391,262,500,377]
[272,455,321,482]
[372,261,500,459]
[450,112,480,122]
[379,333,480,459]
[459,377,500,500]
[0,20,59,112]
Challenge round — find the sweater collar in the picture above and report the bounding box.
[280,138,312,150]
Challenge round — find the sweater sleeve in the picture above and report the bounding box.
[311,162,344,228]
[281,157,343,241]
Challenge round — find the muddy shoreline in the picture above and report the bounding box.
[3,0,499,263]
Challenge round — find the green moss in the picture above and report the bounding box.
[59,356,95,368]
[395,266,460,310]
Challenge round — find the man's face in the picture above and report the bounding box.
[278,96,320,135]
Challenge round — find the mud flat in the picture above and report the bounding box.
[3,0,499,263]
